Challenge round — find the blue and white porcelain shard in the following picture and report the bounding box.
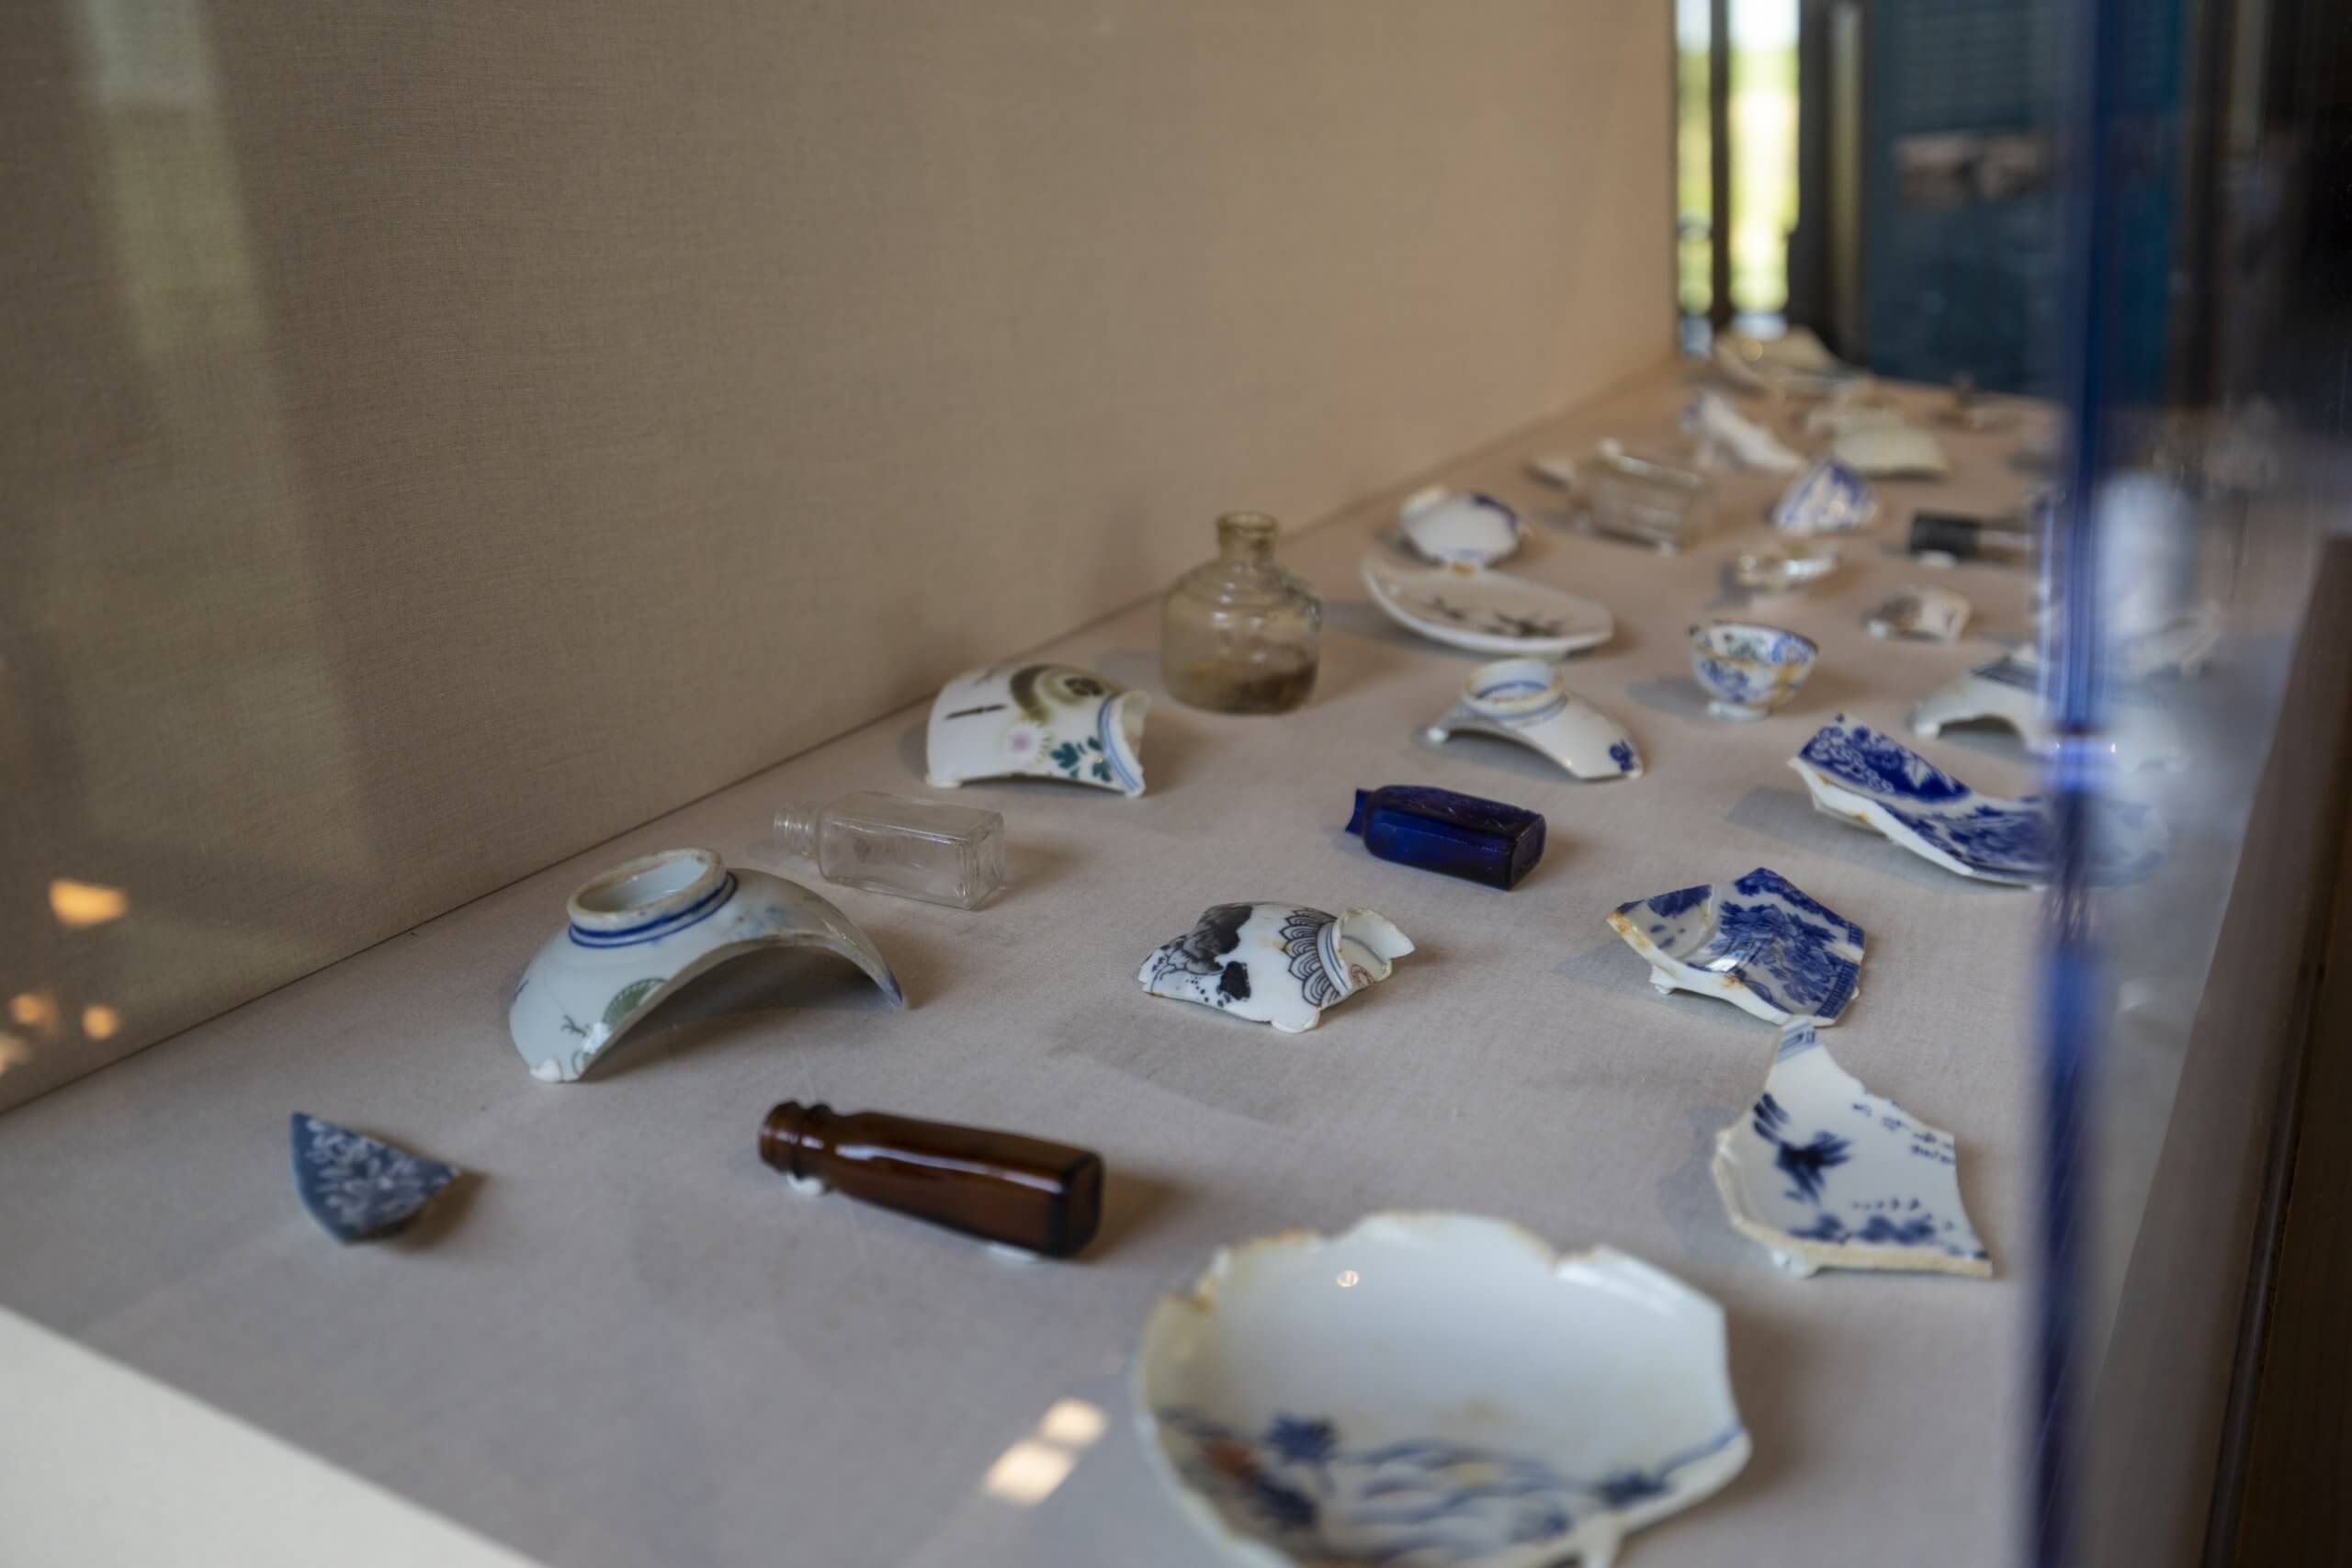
[1139,903,1413,1033]
[1605,868,1863,1026]
[508,848,906,1083]
[1688,621,1817,721]
[1789,715,2168,886]
[924,662,1148,795]
[1424,658,1641,781]
[289,1113,460,1243]
[1769,457,1878,536]
[1396,487,1524,570]
[1711,1022,1992,1279]
[1136,1213,1749,1568]
[1358,554,1613,659]
[1908,652,2187,771]
[1683,389,1804,475]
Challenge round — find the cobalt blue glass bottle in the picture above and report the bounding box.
[1344,784,1545,890]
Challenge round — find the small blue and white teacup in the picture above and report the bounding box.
[1690,621,1819,720]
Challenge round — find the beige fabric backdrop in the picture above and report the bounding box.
[1,1,1672,1110]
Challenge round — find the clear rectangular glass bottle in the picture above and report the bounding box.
[773,792,1005,909]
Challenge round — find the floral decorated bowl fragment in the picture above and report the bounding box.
[290,1113,460,1243]
[1136,1213,1749,1568]
[1359,555,1612,658]
[1712,1022,1991,1278]
[1425,658,1641,780]
[1770,457,1877,536]
[1790,715,2166,886]
[1396,488,1524,569]
[1689,622,1817,721]
[1139,903,1412,1033]
[925,662,1147,795]
[508,849,906,1083]
[1866,585,1971,641]
[1606,868,1863,1026]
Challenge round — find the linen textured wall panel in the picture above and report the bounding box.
[0,0,1672,1111]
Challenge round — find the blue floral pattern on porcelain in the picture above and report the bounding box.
[1711,1022,1992,1278]
[290,1113,460,1243]
[1688,621,1817,720]
[1770,456,1877,536]
[1789,715,2166,886]
[1154,1408,1747,1568]
[1606,867,1863,1026]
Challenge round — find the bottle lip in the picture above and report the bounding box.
[1216,512,1280,554]
[567,849,727,934]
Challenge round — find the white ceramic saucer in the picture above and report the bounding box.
[1713,1022,1991,1278]
[1425,658,1641,780]
[508,849,905,1083]
[1361,555,1613,659]
[1136,1213,1749,1568]
[1396,488,1524,569]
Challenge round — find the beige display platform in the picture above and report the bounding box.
[0,367,2317,1568]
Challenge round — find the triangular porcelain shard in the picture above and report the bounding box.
[290,1113,461,1244]
[1710,1022,1991,1278]
[1604,867,1863,1026]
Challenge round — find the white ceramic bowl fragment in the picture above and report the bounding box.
[1139,903,1413,1032]
[1908,654,2187,771]
[1829,423,1951,479]
[1425,658,1641,780]
[1713,1022,1991,1278]
[1606,867,1863,1026]
[508,849,905,1083]
[1396,488,1523,569]
[1790,714,2167,886]
[1359,555,1612,658]
[1689,622,1817,720]
[925,662,1147,795]
[1770,457,1877,536]
[1136,1213,1750,1568]
[1866,585,1971,641]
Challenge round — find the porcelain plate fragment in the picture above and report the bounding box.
[1140,903,1413,1032]
[1360,556,1612,659]
[1607,868,1863,1026]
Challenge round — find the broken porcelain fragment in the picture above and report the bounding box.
[1712,1021,1991,1278]
[1830,423,1951,479]
[1907,654,2187,772]
[1734,541,1840,594]
[1138,903,1412,1032]
[290,1113,460,1243]
[1770,457,1877,536]
[1791,714,2167,885]
[1866,585,1972,641]
[508,849,906,1083]
[1137,1213,1750,1568]
[926,662,1148,795]
[1424,658,1641,780]
[1684,391,1804,475]
[1396,487,1523,569]
[1606,868,1863,1026]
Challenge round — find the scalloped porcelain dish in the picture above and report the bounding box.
[508,849,906,1083]
[1136,1213,1750,1568]
[1791,715,2167,886]
[1359,555,1613,658]
[1606,867,1863,1026]
[1713,1023,1991,1279]
[1424,658,1641,780]
[1396,488,1524,569]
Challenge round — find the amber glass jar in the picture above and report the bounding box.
[1159,513,1321,713]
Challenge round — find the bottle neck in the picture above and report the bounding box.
[772,803,820,861]
[1216,513,1279,566]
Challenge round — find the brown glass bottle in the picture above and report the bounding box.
[759,1101,1103,1258]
